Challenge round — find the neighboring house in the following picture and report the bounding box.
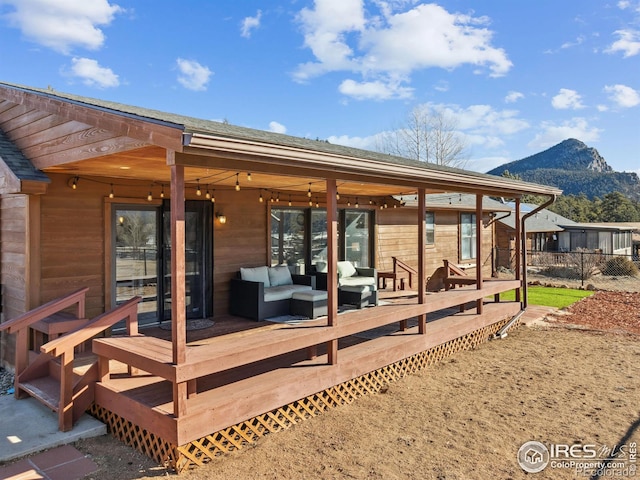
[0,82,561,470]
[496,202,634,258]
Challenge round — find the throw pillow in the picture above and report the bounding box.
[240,266,271,287]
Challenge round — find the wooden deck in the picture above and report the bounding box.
[92,280,521,446]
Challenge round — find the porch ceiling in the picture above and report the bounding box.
[41,147,432,198]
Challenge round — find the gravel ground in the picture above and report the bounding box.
[0,367,14,395]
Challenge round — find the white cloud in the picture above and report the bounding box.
[241,10,262,38]
[176,58,213,91]
[1,0,123,54]
[528,117,601,150]
[551,88,585,110]
[68,57,119,88]
[294,1,511,100]
[604,84,640,107]
[437,103,530,135]
[268,121,287,134]
[504,91,524,103]
[326,133,379,151]
[561,35,585,50]
[466,156,512,173]
[605,29,640,57]
[338,78,413,100]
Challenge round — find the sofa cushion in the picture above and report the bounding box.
[240,266,270,287]
[339,276,377,288]
[268,265,293,287]
[337,261,357,278]
[264,284,312,302]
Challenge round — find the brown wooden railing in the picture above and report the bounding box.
[0,290,140,431]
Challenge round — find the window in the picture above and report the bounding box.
[460,213,476,260]
[270,207,373,271]
[344,210,371,267]
[425,212,435,245]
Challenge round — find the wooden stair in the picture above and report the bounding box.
[0,289,142,432]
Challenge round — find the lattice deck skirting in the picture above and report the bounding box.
[89,316,515,473]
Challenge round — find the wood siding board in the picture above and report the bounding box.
[31,136,153,169]
[0,87,184,152]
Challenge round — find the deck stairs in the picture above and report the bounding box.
[0,289,141,432]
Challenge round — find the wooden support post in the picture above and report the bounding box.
[174,382,188,418]
[418,188,427,334]
[476,194,483,314]
[514,198,522,303]
[169,159,186,366]
[59,350,74,432]
[326,179,338,364]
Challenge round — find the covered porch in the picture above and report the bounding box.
[0,82,562,471]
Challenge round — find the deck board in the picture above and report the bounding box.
[94,300,521,445]
[94,280,521,385]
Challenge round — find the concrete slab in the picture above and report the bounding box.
[0,394,106,463]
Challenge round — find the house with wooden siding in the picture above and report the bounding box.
[0,81,561,471]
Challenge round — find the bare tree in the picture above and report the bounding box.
[376,105,468,168]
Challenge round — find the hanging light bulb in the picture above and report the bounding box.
[369,198,373,205]
[307,183,312,198]
[109,184,114,199]
[288,195,292,207]
[147,187,153,202]
[336,189,340,200]
[315,196,319,208]
[160,185,165,198]
[355,197,359,208]
[247,172,252,182]
[347,198,351,207]
[276,192,280,202]
[205,187,211,200]
[259,190,264,203]
[270,192,274,203]
[211,189,215,203]
[71,176,78,190]
[196,180,202,196]
[309,198,313,206]
[235,173,240,191]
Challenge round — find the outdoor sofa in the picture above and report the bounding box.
[229,265,315,321]
[314,261,378,308]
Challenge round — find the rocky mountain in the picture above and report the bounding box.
[487,139,640,200]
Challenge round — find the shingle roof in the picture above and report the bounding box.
[498,202,575,232]
[0,81,562,197]
[398,193,512,212]
[0,128,50,183]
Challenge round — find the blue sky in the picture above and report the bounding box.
[1,0,639,175]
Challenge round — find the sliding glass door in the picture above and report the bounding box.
[112,201,213,328]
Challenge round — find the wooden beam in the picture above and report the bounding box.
[169,156,186,367]
[417,188,427,334]
[0,86,184,151]
[514,198,522,303]
[475,194,483,314]
[326,178,338,365]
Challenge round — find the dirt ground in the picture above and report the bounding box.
[75,292,640,479]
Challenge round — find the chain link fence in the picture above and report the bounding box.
[494,247,640,292]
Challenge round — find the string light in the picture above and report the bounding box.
[71,176,78,190]
[309,198,313,206]
[288,195,292,207]
[147,185,153,202]
[109,184,114,199]
[259,190,264,203]
[347,198,351,207]
[247,172,252,182]
[160,185,165,198]
[315,196,319,208]
[205,187,211,200]
[276,192,280,202]
[235,173,240,191]
[336,189,340,200]
[307,183,312,198]
[355,197,359,208]
[270,192,274,203]
[369,198,373,205]
[211,189,215,203]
